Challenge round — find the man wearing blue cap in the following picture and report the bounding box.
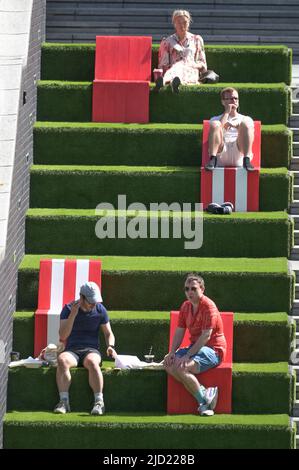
[54,281,116,416]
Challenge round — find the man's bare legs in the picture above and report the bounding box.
[83,353,103,394]
[54,352,77,413]
[205,121,224,170]
[237,118,254,160]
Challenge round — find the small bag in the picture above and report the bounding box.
[200,70,219,84]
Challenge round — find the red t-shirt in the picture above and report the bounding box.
[178,295,227,361]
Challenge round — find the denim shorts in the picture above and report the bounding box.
[175,345,220,373]
[64,347,102,367]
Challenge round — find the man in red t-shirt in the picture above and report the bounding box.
[164,273,227,415]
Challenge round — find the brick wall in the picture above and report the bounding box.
[0,0,46,448]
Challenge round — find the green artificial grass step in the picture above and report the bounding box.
[17,255,294,312]
[6,362,293,415]
[33,122,292,168]
[37,82,291,125]
[3,411,295,449]
[12,311,295,363]
[29,165,292,212]
[25,209,293,258]
[41,43,292,85]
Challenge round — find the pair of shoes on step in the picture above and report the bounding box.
[198,386,218,416]
[205,156,255,172]
[54,399,105,416]
[206,202,234,215]
[154,76,181,94]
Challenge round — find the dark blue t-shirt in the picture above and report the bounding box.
[60,302,109,350]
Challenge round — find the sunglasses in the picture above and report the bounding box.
[184,286,197,292]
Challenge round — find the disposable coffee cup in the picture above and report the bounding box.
[10,351,20,361]
[153,68,163,82]
[144,354,155,363]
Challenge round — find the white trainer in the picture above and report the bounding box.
[54,399,70,414]
[91,401,105,416]
[205,386,219,410]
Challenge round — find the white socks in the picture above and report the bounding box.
[94,392,104,403]
[59,392,69,402]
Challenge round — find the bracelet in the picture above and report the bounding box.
[108,345,115,349]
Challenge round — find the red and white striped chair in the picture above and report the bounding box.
[201,120,261,212]
[34,259,102,357]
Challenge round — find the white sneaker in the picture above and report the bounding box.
[91,401,105,416]
[198,403,214,416]
[54,399,70,414]
[205,386,218,410]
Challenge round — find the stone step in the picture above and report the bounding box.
[290,115,299,128]
[46,0,299,12]
[291,246,299,260]
[295,284,299,297]
[295,231,299,245]
[293,404,299,417]
[293,144,299,157]
[289,203,299,215]
[291,157,299,170]
[293,174,299,186]
[294,186,299,199]
[291,299,299,314]
[294,101,299,115]
[292,129,299,139]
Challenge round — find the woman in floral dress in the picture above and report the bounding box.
[155,10,207,93]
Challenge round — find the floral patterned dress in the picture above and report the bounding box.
[158,32,207,85]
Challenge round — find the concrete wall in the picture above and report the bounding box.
[0,0,46,448]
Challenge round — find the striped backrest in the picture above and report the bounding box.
[34,258,102,357]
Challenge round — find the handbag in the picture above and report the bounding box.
[200,70,219,84]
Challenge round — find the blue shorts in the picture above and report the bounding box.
[175,345,220,373]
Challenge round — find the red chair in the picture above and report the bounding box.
[167,310,233,414]
[34,258,102,357]
[92,36,152,123]
[201,120,261,211]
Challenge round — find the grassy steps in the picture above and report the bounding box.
[29,166,292,211]
[6,363,294,415]
[37,82,291,125]
[5,40,295,449]
[13,311,294,363]
[17,255,294,312]
[25,209,293,258]
[41,43,292,85]
[33,122,292,168]
[3,412,295,449]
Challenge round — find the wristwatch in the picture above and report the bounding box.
[108,345,115,348]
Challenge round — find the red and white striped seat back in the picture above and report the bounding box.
[34,258,102,357]
[201,120,261,212]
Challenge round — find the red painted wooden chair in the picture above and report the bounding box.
[92,36,152,123]
[167,310,233,414]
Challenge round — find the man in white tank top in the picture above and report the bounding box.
[205,87,255,171]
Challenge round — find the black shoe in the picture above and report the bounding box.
[155,76,164,92]
[206,203,222,214]
[205,156,217,171]
[206,203,232,215]
[221,202,234,211]
[243,156,255,172]
[171,76,181,94]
